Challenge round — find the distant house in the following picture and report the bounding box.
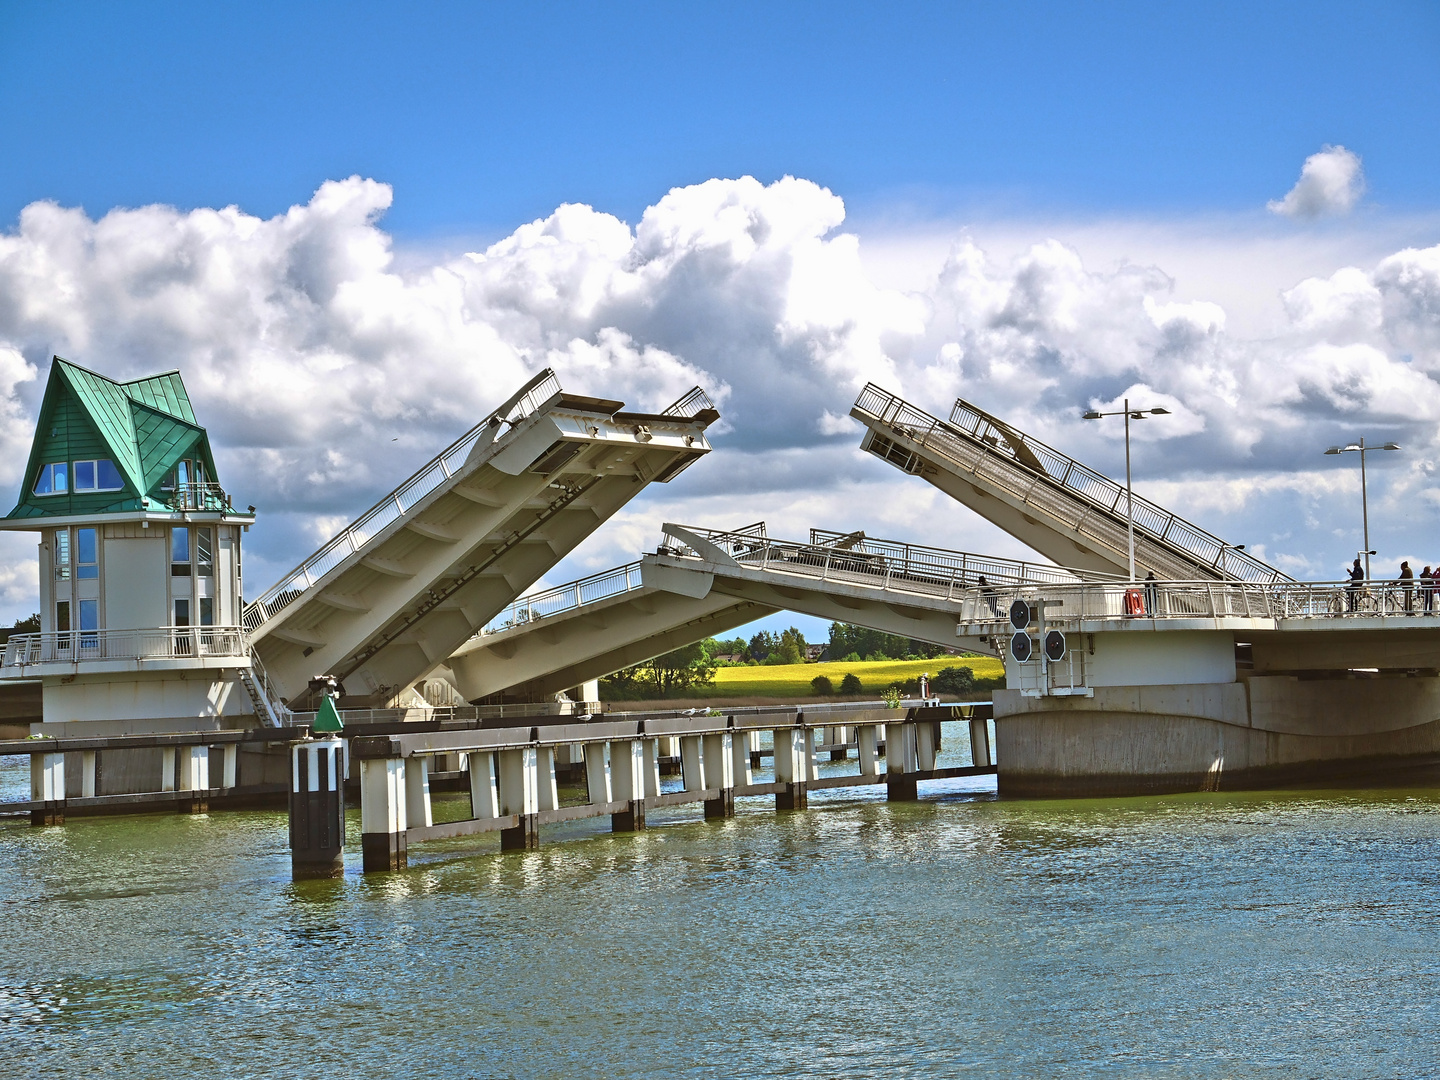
[712,652,745,664]
[805,643,827,662]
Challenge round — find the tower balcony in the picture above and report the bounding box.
[0,626,251,678]
[164,482,234,513]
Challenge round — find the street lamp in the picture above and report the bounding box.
[1324,438,1401,581]
[1082,398,1171,581]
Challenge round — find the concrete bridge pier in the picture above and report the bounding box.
[406,756,433,830]
[179,746,210,814]
[609,739,648,831]
[30,751,64,825]
[702,732,734,818]
[584,742,611,808]
[497,747,540,849]
[468,751,500,820]
[969,718,993,768]
[730,726,754,793]
[360,756,407,872]
[858,725,883,779]
[289,737,345,879]
[774,726,816,810]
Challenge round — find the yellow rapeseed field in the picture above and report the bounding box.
[710,656,1004,698]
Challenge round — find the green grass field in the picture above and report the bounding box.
[709,656,1004,698]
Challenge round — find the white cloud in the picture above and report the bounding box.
[1268,145,1366,220]
[1,172,1439,623]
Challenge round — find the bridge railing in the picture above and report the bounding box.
[662,386,717,418]
[243,368,564,632]
[660,523,1095,603]
[851,383,1290,585]
[477,562,646,636]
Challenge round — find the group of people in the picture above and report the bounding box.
[1346,558,1440,613]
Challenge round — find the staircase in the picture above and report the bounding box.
[239,654,292,728]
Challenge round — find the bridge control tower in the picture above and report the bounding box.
[0,358,258,735]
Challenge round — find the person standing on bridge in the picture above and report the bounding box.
[977,575,998,616]
[1143,571,1158,617]
[1347,558,1364,612]
[1399,561,1415,612]
[1423,566,1435,615]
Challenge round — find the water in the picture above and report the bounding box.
[3,748,1440,1078]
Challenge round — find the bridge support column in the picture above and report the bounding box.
[30,751,65,826]
[916,722,937,773]
[609,740,646,831]
[405,755,433,829]
[828,725,849,761]
[703,732,734,818]
[81,751,97,798]
[680,735,706,793]
[774,727,809,810]
[468,751,500,820]
[730,725,753,791]
[888,723,919,802]
[537,746,559,814]
[360,757,407,872]
[222,744,238,789]
[643,738,661,798]
[858,725,882,777]
[290,738,345,879]
[179,745,210,813]
[497,747,539,849]
[969,717,992,768]
[584,743,612,806]
[160,747,176,793]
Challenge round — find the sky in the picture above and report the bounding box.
[1,1,1439,644]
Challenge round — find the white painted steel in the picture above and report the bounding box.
[467,751,500,818]
[360,757,407,834]
[405,756,433,828]
[31,752,64,802]
[81,751,96,797]
[584,743,611,804]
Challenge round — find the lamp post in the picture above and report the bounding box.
[1325,438,1401,581]
[1082,398,1171,581]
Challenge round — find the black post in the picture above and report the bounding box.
[290,737,346,878]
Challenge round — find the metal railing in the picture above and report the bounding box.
[478,562,646,637]
[660,523,1095,603]
[242,368,564,631]
[242,650,293,726]
[2,626,250,668]
[851,383,1290,585]
[662,386,717,418]
[165,482,233,512]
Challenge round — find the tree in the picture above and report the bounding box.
[600,640,717,699]
[839,672,863,695]
[933,666,975,695]
[748,630,777,661]
[810,675,834,695]
[827,622,947,662]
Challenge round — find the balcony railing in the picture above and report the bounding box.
[1,626,250,669]
[164,482,233,512]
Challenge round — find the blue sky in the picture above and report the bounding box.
[2,3,1440,645]
[3,2,1438,235]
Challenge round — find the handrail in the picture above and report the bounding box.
[166,481,232,512]
[244,650,293,726]
[242,368,564,632]
[851,383,1291,585]
[477,562,646,636]
[662,386,716,418]
[2,625,249,667]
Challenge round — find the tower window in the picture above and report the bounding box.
[172,527,191,576]
[196,527,213,578]
[54,529,70,581]
[33,463,67,495]
[76,528,97,580]
[73,460,124,492]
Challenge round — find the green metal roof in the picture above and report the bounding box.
[6,357,224,520]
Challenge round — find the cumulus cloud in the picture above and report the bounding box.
[1268,145,1366,220]
[0,172,1439,620]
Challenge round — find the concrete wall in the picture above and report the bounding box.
[40,671,251,734]
[1086,630,1236,687]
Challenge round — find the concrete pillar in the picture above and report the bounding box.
[290,738,345,879]
[774,728,808,810]
[497,746,539,849]
[160,747,177,792]
[81,751,97,798]
[179,745,211,813]
[829,724,849,761]
[405,755,433,829]
[916,723,937,773]
[658,735,681,775]
[360,757,407,872]
[680,735,706,791]
[888,722,919,801]
[702,731,734,818]
[30,751,65,825]
[642,739,661,798]
[730,727,753,789]
[609,739,646,831]
[537,746,559,813]
[581,678,600,710]
[468,751,499,819]
[748,729,763,769]
[222,744,238,789]
[858,725,882,777]
[969,717,993,768]
[584,742,611,805]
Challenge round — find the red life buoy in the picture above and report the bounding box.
[1124,587,1146,616]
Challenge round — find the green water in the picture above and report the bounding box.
[3,749,1440,1078]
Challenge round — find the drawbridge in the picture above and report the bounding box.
[244,370,719,706]
[444,522,1109,702]
[850,384,1290,584]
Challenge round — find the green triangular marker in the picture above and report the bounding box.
[313,694,344,733]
